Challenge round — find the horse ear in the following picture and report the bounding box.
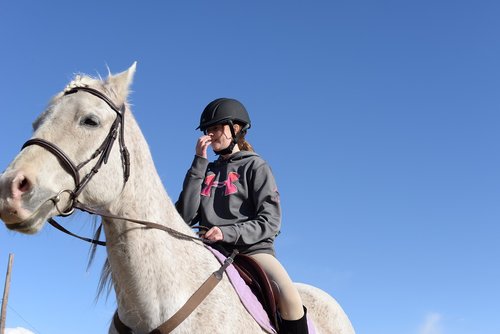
[106,62,137,100]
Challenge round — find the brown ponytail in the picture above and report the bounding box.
[237,133,254,152]
[233,123,254,152]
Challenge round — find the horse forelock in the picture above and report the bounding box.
[63,73,132,108]
[64,74,102,92]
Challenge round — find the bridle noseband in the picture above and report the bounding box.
[22,86,130,215]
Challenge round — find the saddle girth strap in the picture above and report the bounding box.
[113,250,238,334]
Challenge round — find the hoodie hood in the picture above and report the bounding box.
[217,150,259,163]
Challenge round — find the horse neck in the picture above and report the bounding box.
[102,118,212,329]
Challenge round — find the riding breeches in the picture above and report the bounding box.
[249,253,305,321]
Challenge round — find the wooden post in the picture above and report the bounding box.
[0,254,14,334]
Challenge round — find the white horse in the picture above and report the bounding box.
[0,63,355,334]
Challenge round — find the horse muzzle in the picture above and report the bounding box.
[0,169,60,233]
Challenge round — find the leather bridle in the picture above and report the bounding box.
[23,86,130,217]
[21,86,206,245]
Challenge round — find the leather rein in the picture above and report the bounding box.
[21,86,229,333]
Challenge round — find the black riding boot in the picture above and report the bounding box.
[279,307,309,334]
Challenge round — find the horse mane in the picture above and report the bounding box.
[85,216,113,300]
[86,217,114,301]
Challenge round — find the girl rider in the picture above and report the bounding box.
[176,98,308,334]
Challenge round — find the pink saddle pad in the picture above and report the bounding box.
[207,246,316,334]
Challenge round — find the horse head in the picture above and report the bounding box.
[0,63,137,234]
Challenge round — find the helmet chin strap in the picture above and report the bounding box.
[214,141,237,156]
[213,121,249,156]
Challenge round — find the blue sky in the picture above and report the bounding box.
[1,1,499,333]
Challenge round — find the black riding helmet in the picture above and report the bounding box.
[197,98,251,155]
[197,98,251,131]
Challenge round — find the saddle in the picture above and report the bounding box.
[233,254,280,331]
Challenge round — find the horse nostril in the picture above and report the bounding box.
[18,177,30,192]
[12,173,32,198]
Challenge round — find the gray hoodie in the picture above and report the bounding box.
[176,151,281,255]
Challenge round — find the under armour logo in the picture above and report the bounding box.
[201,172,240,196]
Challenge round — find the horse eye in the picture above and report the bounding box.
[81,115,100,127]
